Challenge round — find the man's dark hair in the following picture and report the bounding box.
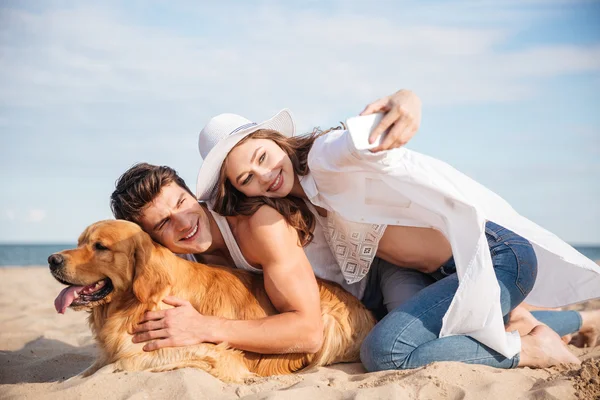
[110,163,194,222]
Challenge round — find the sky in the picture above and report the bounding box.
[0,0,599,244]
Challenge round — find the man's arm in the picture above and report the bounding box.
[133,206,324,354]
[210,205,324,353]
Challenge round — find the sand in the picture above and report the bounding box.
[1,266,599,400]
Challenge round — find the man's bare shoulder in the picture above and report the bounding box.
[233,205,287,233]
[235,205,297,261]
[249,205,288,228]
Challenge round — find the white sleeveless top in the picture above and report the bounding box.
[300,176,387,285]
[207,207,367,300]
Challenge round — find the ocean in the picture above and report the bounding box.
[1,243,599,267]
[0,244,76,267]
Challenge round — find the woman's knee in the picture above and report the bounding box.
[360,329,397,372]
[359,320,417,372]
[487,224,538,295]
[487,240,537,315]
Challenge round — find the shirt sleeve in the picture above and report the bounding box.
[308,129,402,174]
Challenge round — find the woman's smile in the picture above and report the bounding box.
[267,170,284,192]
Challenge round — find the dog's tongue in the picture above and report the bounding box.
[54,285,83,314]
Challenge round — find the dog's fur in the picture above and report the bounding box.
[50,220,376,382]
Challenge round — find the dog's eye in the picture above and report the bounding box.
[94,242,109,251]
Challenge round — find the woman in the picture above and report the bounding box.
[195,90,600,370]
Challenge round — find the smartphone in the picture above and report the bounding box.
[346,113,388,150]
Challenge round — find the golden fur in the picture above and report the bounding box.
[50,220,375,382]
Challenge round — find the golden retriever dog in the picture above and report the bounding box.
[48,220,376,382]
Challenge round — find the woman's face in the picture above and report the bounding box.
[225,137,294,198]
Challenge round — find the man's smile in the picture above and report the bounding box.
[181,220,199,242]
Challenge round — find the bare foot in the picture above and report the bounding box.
[571,310,600,348]
[561,334,573,345]
[519,325,581,368]
[506,305,542,336]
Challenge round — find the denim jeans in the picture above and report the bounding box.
[361,257,437,321]
[531,310,582,338]
[360,266,582,339]
[360,221,553,371]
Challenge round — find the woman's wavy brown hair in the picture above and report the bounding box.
[211,127,341,246]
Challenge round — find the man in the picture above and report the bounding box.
[112,164,326,354]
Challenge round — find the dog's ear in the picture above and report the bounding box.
[131,231,172,308]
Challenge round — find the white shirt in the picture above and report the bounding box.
[302,127,600,358]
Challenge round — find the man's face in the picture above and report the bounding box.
[138,182,213,254]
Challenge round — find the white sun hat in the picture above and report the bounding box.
[195,109,296,201]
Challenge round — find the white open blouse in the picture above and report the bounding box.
[300,125,600,358]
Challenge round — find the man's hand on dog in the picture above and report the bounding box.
[132,295,218,351]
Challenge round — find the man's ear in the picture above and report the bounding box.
[132,231,172,308]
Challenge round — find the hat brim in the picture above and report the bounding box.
[195,109,295,201]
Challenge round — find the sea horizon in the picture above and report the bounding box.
[2,242,600,267]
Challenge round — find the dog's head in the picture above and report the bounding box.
[50,219,172,313]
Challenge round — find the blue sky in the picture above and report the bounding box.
[0,0,599,244]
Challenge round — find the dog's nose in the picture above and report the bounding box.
[48,253,64,271]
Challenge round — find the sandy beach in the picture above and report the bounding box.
[1,266,599,400]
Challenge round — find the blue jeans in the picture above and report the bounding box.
[531,310,581,338]
[360,221,580,371]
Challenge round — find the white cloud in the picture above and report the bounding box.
[27,209,46,223]
[1,2,598,123]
